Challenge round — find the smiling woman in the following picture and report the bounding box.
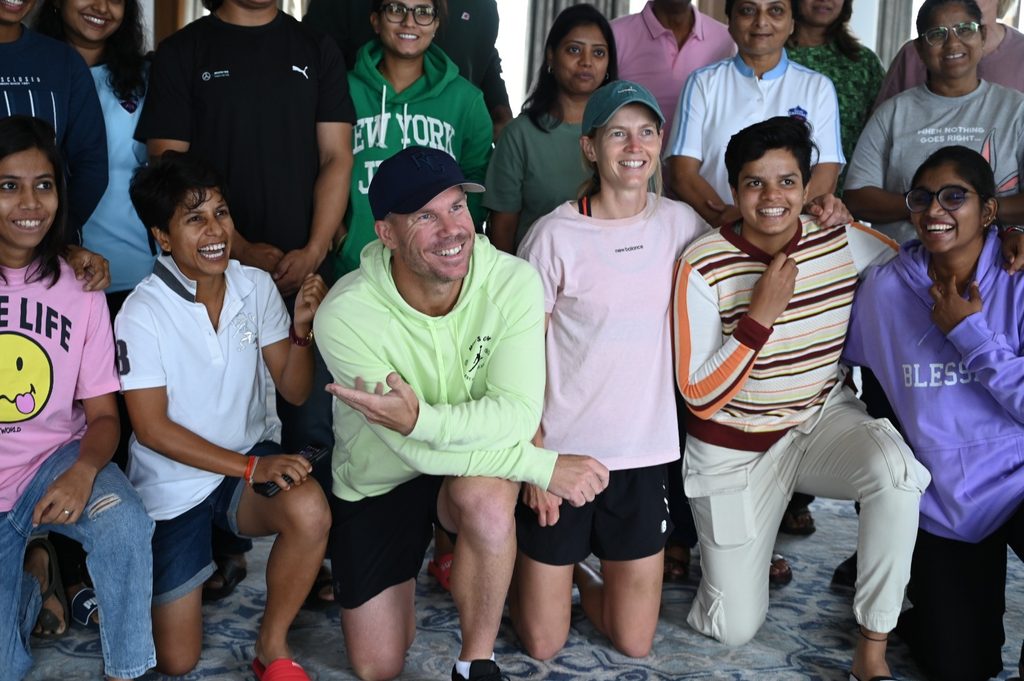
[512,80,709,661]
[0,115,156,681]
[483,3,618,253]
[844,145,1024,681]
[666,0,846,231]
[845,0,1024,243]
[333,0,493,278]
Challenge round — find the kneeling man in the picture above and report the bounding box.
[315,146,610,681]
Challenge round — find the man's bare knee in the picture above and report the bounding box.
[347,644,408,681]
[348,651,403,679]
[517,628,567,661]
[445,477,518,536]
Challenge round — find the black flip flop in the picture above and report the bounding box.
[26,536,68,639]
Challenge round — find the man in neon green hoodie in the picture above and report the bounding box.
[314,147,610,681]
[334,0,494,279]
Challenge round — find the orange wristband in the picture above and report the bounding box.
[244,455,258,486]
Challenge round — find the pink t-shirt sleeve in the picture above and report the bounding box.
[74,290,120,401]
[517,212,563,314]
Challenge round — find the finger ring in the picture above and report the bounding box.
[62,509,72,515]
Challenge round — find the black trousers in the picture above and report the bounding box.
[899,502,1024,681]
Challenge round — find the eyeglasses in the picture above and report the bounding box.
[921,21,981,46]
[905,185,975,213]
[379,2,437,26]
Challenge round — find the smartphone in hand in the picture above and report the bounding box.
[252,444,329,498]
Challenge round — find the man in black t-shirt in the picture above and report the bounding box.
[137,0,354,296]
[135,0,355,606]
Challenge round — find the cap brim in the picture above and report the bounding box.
[587,101,665,134]
[388,181,485,216]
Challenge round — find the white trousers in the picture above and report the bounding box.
[683,385,931,646]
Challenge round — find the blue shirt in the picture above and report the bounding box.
[0,26,108,235]
[81,64,154,292]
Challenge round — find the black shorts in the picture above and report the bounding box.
[516,463,673,565]
[328,474,443,609]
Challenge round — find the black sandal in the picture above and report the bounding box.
[302,565,335,610]
[27,537,68,639]
[201,555,247,603]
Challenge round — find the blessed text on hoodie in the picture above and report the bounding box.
[336,41,493,277]
[315,236,557,501]
[844,229,1024,543]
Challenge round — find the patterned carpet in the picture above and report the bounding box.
[27,500,1023,681]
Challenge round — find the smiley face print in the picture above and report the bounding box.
[0,332,53,423]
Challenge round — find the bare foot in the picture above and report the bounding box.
[851,628,892,681]
[24,543,66,637]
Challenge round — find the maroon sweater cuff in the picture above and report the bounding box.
[734,314,772,350]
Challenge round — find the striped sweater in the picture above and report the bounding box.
[672,217,896,451]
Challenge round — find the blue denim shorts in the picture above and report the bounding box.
[151,441,277,605]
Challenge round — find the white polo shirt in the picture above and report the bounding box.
[115,255,290,520]
[666,50,845,203]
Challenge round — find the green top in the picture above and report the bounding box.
[335,41,493,278]
[314,236,558,501]
[788,42,884,192]
[483,113,588,249]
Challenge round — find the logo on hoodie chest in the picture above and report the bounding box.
[464,335,493,380]
[354,113,457,194]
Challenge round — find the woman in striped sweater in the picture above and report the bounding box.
[671,115,931,681]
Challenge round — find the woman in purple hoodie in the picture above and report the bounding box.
[844,146,1024,681]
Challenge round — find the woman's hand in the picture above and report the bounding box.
[32,461,98,527]
[930,274,982,334]
[251,454,313,492]
[293,273,328,332]
[522,483,562,527]
[65,245,110,291]
[748,253,798,328]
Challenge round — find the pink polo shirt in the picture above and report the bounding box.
[613,2,735,145]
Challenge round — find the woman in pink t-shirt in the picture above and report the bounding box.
[0,115,154,681]
[512,81,708,660]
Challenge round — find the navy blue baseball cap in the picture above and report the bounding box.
[369,147,485,220]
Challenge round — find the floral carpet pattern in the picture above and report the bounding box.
[28,500,1023,680]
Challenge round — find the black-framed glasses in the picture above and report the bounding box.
[379,2,437,26]
[921,21,981,46]
[905,185,975,213]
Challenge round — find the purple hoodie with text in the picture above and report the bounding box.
[844,228,1024,543]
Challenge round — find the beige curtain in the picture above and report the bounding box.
[875,0,913,66]
[526,0,632,86]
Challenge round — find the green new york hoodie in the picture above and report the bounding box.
[335,41,493,277]
[314,235,558,501]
